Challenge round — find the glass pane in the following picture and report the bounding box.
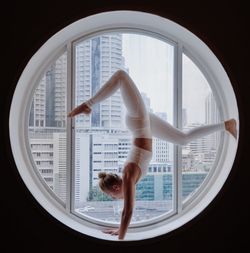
[182,53,221,203]
[28,52,67,203]
[73,32,174,224]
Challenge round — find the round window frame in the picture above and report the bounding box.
[9,11,239,241]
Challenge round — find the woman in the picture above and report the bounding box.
[68,70,237,240]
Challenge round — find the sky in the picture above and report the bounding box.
[122,33,211,125]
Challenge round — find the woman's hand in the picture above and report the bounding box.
[67,102,91,117]
[102,228,120,236]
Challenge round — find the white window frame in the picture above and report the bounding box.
[9,11,239,241]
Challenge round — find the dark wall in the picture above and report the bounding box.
[1,1,249,252]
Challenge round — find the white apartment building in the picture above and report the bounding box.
[152,112,170,163]
[75,132,131,204]
[53,132,67,202]
[30,134,54,189]
[29,131,67,202]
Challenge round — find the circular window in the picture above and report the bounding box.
[9,11,239,241]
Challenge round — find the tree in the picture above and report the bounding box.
[88,186,113,201]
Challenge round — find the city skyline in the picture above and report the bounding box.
[28,32,221,223]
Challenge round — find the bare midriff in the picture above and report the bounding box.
[133,138,152,152]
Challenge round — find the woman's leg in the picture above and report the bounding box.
[68,70,147,119]
[149,112,228,145]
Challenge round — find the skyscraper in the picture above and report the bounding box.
[75,34,125,129]
[205,92,220,124]
[205,92,221,149]
[152,112,170,163]
[53,132,67,201]
[29,52,67,128]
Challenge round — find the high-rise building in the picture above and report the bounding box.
[74,132,132,205]
[75,34,125,129]
[205,92,221,150]
[53,132,67,201]
[74,132,91,204]
[152,112,170,163]
[29,131,67,202]
[205,92,220,124]
[29,52,67,128]
[182,108,187,127]
[29,76,46,128]
[29,133,54,190]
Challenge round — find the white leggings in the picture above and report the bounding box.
[85,70,225,145]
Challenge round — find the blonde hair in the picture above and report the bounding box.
[98,172,121,191]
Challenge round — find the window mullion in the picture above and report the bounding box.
[66,41,73,212]
[173,42,183,214]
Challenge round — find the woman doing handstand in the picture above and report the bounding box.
[68,70,237,240]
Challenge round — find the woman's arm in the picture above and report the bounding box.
[118,174,135,240]
[103,163,139,239]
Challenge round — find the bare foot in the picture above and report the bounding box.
[225,119,237,139]
[68,102,91,117]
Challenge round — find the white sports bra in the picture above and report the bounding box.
[123,144,153,179]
